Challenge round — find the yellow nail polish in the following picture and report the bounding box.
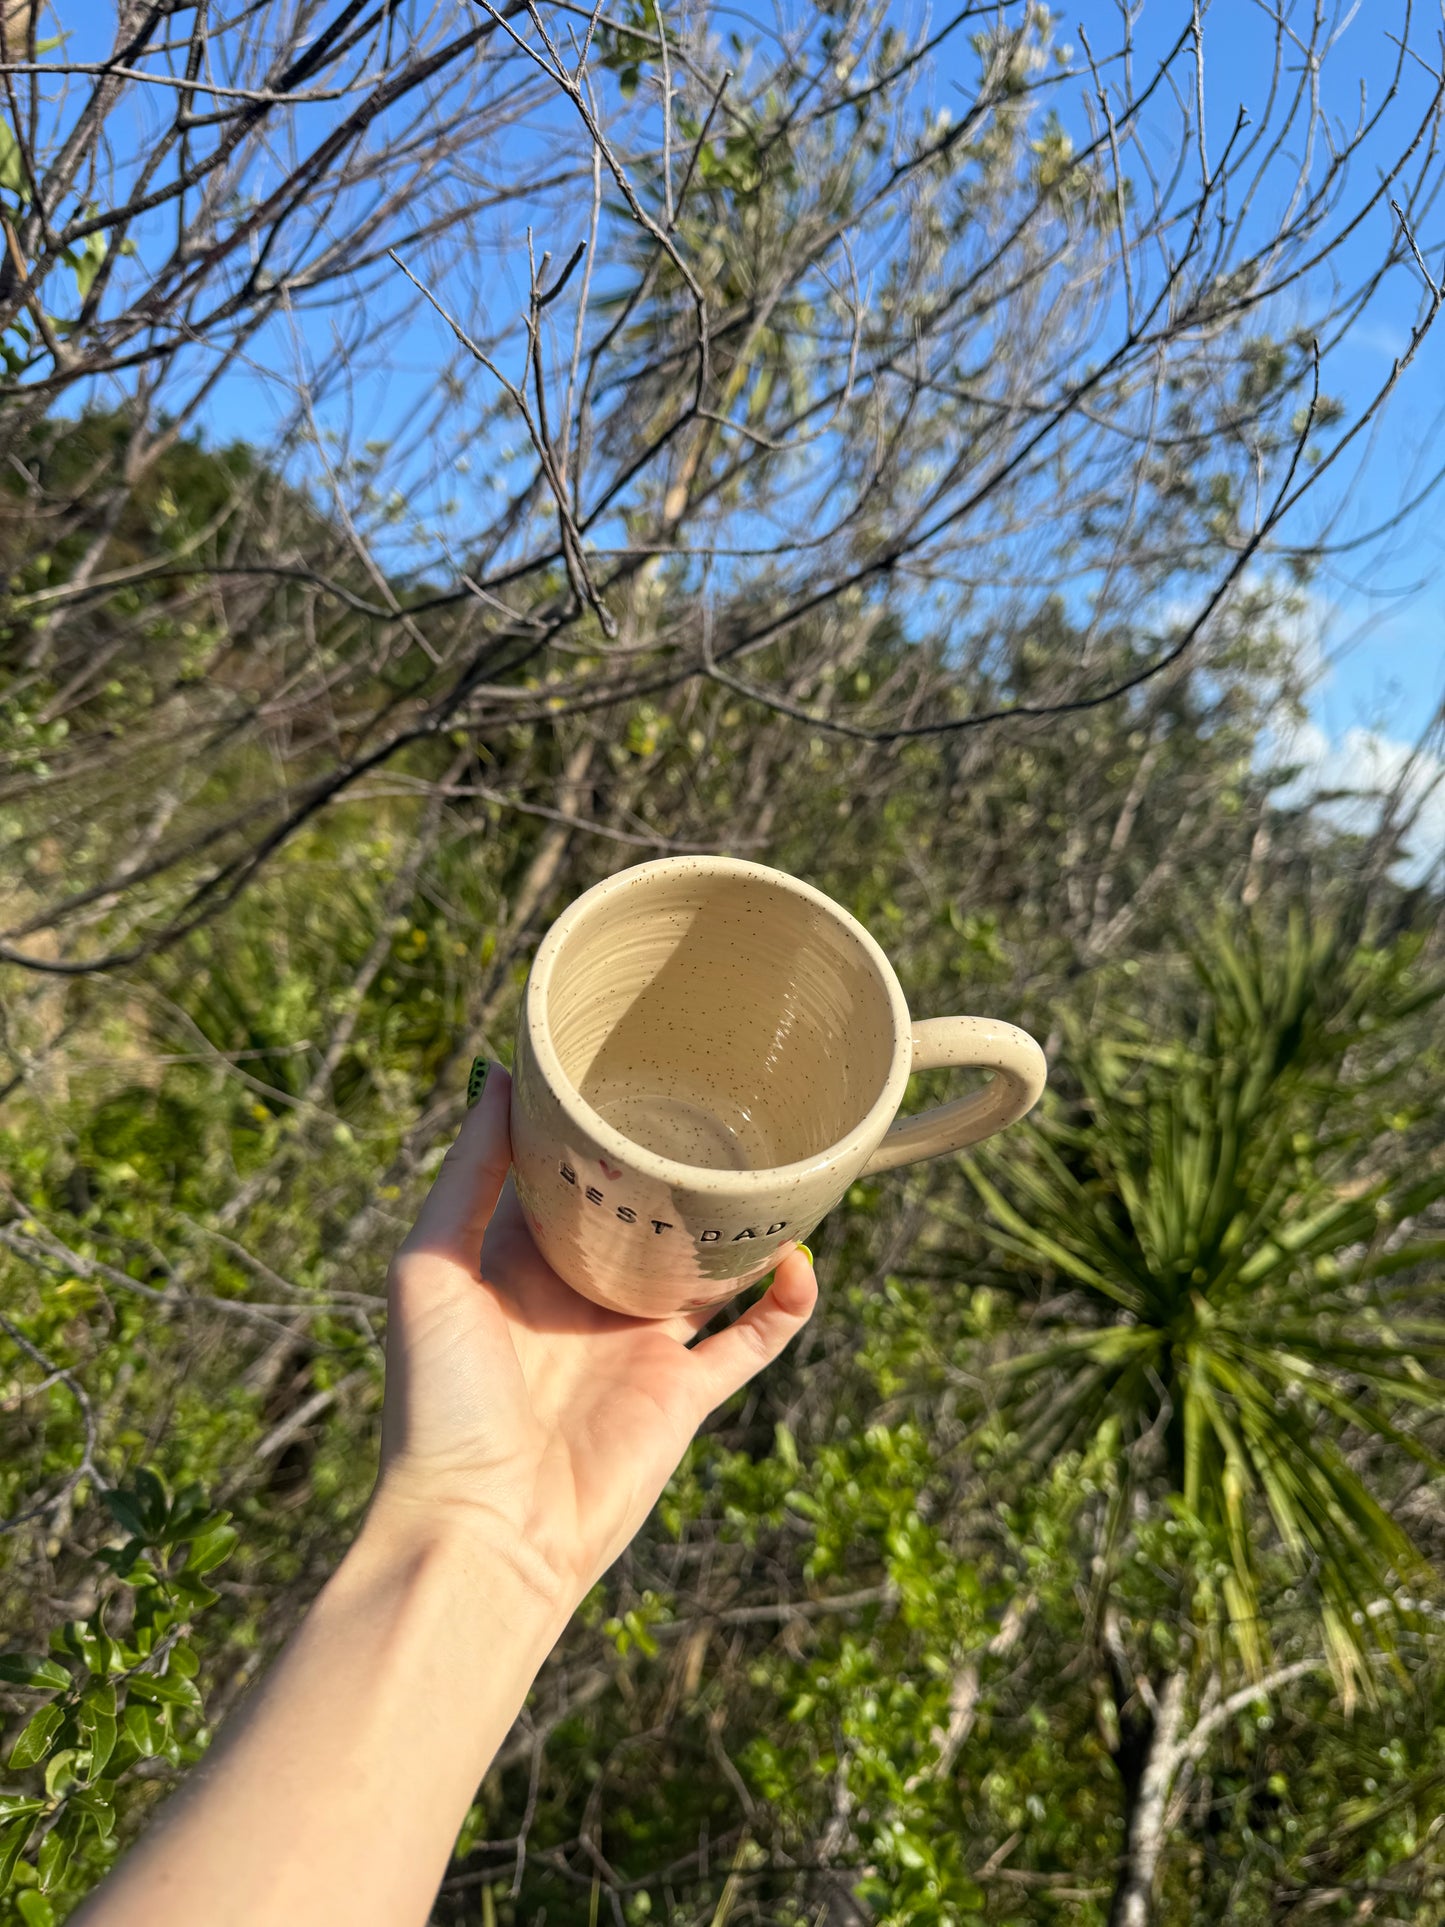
[798,1243,815,1266]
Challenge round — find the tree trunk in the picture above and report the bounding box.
[1108,1669,1185,1927]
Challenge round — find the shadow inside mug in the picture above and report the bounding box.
[548,874,895,1179]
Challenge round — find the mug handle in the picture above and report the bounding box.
[861,1017,1047,1175]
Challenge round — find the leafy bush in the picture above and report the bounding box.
[0,1474,234,1918]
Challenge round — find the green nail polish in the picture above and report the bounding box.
[466,1057,489,1108]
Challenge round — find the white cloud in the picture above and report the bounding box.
[1269,720,1445,882]
[1156,569,1443,880]
[1239,574,1445,882]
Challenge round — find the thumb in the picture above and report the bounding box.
[399,1062,512,1266]
[684,1249,818,1419]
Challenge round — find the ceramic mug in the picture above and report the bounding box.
[509,856,1046,1318]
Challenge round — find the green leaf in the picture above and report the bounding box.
[100,1489,148,1539]
[130,1469,170,1538]
[17,1887,56,1926]
[0,1656,70,1693]
[0,1799,45,1826]
[0,118,25,197]
[43,1748,79,1799]
[9,1704,63,1771]
[170,1574,221,1610]
[120,1701,161,1759]
[183,1520,237,1577]
[0,1816,35,1895]
[78,1703,117,1780]
[166,1484,211,1538]
[80,1680,117,1719]
[94,1540,148,1580]
[963,1152,1144,1309]
[994,1326,1156,1377]
[36,1821,70,1892]
[67,1788,117,1843]
[70,233,107,302]
[51,1622,118,1678]
[128,1670,201,1711]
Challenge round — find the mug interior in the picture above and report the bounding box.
[543,868,898,1171]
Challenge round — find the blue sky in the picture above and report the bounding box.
[59,0,1445,811]
[1117,2,1445,752]
[1174,1,1445,864]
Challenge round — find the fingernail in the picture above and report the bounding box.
[466,1057,490,1108]
[798,1243,814,1266]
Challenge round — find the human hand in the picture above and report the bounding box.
[373,1064,818,1609]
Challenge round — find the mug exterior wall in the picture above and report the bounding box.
[510,1021,884,1316]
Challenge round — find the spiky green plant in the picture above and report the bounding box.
[964,910,1445,1695]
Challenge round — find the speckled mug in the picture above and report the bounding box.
[509,857,1046,1318]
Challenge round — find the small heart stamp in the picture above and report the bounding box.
[599,1159,623,1181]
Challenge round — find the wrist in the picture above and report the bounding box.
[356,1478,584,1634]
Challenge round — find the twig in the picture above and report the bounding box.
[511,1720,544,1897]
[0,1310,98,1535]
[217,1369,372,1502]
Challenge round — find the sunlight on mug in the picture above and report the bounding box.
[510,857,1046,1317]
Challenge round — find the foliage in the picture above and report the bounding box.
[0,1473,235,1917]
[965,915,1445,1698]
[3,428,1443,1920]
[3,3,1445,1922]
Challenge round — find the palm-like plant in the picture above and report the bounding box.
[965,909,1445,1695]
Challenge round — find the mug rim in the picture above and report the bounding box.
[521,855,914,1194]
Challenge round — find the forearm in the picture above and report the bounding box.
[76,1498,574,1927]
